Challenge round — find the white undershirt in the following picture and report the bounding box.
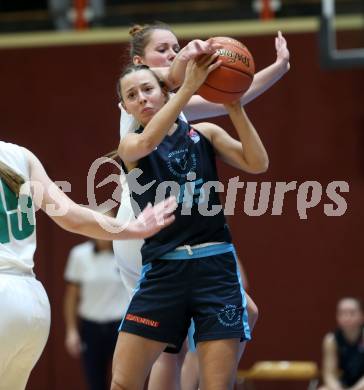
[64,241,128,322]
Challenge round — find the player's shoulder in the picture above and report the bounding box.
[193,122,223,141]
[0,140,26,156]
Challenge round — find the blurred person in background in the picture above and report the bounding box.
[48,0,105,30]
[64,232,128,390]
[319,297,364,390]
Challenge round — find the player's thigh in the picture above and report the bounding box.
[197,338,240,390]
[112,331,166,390]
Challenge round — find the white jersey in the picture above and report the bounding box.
[64,241,128,321]
[113,170,143,300]
[114,106,187,299]
[0,141,36,274]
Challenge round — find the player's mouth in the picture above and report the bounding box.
[141,107,154,114]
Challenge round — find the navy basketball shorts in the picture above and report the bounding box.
[119,243,251,353]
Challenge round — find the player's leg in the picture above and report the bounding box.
[111,332,166,390]
[0,275,50,390]
[197,338,240,390]
[148,351,185,390]
[180,350,199,390]
[191,247,251,390]
[112,260,190,390]
[181,322,199,390]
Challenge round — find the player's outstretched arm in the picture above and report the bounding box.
[194,100,268,174]
[241,31,290,104]
[23,148,176,240]
[183,31,290,121]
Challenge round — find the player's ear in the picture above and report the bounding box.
[133,55,143,65]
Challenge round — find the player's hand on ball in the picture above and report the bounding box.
[275,31,290,71]
[183,54,222,93]
[180,38,222,62]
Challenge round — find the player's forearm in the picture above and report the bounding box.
[240,60,289,106]
[63,288,79,332]
[141,85,194,148]
[227,106,269,173]
[164,49,190,90]
[151,67,178,90]
[51,204,141,241]
[324,374,345,390]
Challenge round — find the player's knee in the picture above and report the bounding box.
[110,375,133,390]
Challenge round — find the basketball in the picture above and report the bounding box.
[197,37,255,104]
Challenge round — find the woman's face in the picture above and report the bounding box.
[337,299,363,332]
[121,69,166,125]
[136,29,180,68]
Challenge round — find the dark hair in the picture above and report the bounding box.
[0,161,25,196]
[129,22,175,59]
[116,63,167,103]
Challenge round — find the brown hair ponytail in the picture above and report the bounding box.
[0,161,25,196]
[129,22,174,59]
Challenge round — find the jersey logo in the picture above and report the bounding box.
[167,149,197,179]
[125,313,160,328]
[175,155,188,170]
[188,128,200,144]
[217,304,242,328]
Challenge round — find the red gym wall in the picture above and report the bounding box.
[1,31,363,390]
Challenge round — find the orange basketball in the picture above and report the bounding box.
[197,37,255,104]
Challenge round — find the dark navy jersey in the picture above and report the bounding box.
[122,119,231,264]
[335,327,364,387]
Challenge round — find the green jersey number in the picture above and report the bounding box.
[0,179,35,244]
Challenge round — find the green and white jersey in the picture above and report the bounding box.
[0,141,36,274]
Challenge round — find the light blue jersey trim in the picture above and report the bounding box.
[232,247,251,340]
[160,243,234,260]
[119,262,152,331]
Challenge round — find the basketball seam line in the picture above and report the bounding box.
[217,64,254,78]
[201,82,247,94]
